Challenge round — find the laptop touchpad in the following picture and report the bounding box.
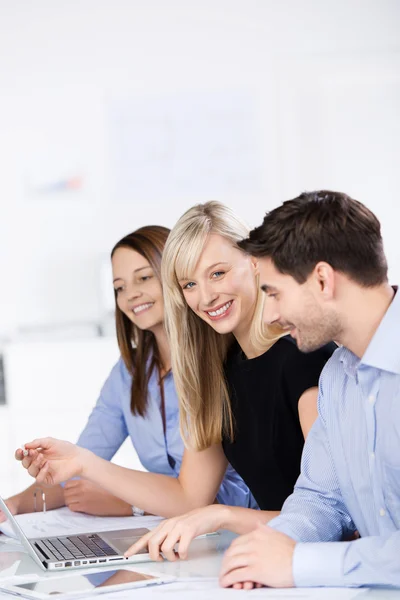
[102,528,150,555]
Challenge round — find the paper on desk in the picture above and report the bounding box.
[97,578,367,599]
[0,507,163,540]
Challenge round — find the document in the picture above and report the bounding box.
[0,507,163,540]
[94,578,367,600]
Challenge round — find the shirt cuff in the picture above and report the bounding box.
[293,541,352,587]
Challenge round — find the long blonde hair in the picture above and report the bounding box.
[162,201,284,451]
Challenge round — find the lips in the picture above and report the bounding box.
[132,302,154,315]
[204,300,234,320]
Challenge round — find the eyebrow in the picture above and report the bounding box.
[113,266,151,283]
[178,262,229,283]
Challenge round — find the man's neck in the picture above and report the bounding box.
[337,283,395,358]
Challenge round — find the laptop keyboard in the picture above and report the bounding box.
[42,534,119,561]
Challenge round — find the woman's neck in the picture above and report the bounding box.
[233,329,260,360]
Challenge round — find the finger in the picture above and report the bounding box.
[160,528,181,562]
[220,566,256,588]
[63,491,79,505]
[243,581,256,590]
[67,502,83,513]
[15,449,24,461]
[35,460,51,485]
[220,551,253,579]
[64,480,81,490]
[24,438,52,451]
[124,530,154,558]
[147,530,171,562]
[177,530,195,560]
[22,450,38,470]
[160,543,178,562]
[26,453,45,479]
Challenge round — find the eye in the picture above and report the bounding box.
[140,275,152,282]
[211,270,225,279]
[183,281,195,290]
[114,286,124,294]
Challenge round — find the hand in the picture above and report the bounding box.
[219,523,296,589]
[64,479,133,516]
[15,438,90,486]
[0,498,18,523]
[124,505,230,561]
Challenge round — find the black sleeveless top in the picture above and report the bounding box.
[222,336,336,510]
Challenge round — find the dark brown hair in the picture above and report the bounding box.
[238,190,388,286]
[111,225,170,416]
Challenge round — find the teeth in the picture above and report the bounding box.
[207,301,232,317]
[133,303,153,314]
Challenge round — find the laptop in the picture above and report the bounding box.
[0,496,151,571]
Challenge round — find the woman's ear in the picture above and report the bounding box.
[251,257,259,276]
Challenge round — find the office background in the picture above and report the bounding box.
[0,0,399,496]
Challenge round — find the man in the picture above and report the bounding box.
[220,191,399,588]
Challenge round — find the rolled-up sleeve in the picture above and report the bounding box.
[76,359,129,459]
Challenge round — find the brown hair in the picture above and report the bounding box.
[238,190,388,287]
[111,225,170,416]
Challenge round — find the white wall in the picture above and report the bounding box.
[0,0,399,335]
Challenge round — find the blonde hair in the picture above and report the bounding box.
[162,201,284,451]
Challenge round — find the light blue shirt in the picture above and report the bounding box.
[76,358,256,508]
[269,287,400,587]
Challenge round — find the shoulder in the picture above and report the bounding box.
[318,345,348,389]
[108,356,133,386]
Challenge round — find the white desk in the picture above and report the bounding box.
[0,532,399,599]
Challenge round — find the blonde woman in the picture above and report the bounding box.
[17,202,334,560]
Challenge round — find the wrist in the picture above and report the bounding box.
[80,448,97,479]
[7,495,20,514]
[218,505,236,530]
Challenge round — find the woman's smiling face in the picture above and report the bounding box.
[178,233,258,337]
[112,246,164,331]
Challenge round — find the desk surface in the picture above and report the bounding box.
[0,532,399,599]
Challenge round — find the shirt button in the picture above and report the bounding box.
[379,508,386,517]
[368,395,375,404]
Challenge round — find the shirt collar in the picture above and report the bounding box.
[359,286,400,375]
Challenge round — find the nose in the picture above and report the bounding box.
[126,282,142,301]
[199,282,219,308]
[262,297,280,325]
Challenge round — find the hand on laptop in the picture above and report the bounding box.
[15,438,91,486]
[0,498,18,523]
[63,479,133,517]
[124,504,229,561]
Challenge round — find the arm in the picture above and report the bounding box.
[0,483,64,522]
[297,387,318,439]
[268,382,355,542]
[63,360,134,516]
[3,361,131,520]
[125,503,280,562]
[17,439,231,518]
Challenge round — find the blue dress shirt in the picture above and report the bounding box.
[76,358,255,508]
[269,287,400,587]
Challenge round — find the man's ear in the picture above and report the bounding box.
[313,262,335,300]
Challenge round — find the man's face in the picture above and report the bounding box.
[258,257,339,352]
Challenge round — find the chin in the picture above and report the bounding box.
[208,318,237,335]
